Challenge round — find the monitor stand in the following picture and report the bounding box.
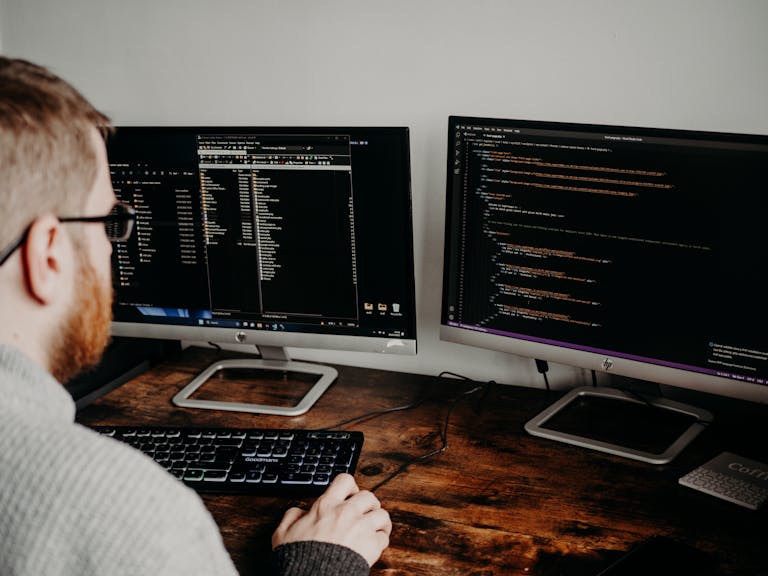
[524,386,713,464]
[172,346,338,416]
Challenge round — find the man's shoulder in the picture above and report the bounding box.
[0,415,201,516]
[0,417,235,575]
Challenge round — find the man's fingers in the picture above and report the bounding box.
[374,527,391,555]
[345,489,382,515]
[367,509,392,562]
[320,473,360,502]
[366,508,392,536]
[280,506,306,526]
[272,506,306,548]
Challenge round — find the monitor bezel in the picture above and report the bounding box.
[439,323,765,403]
[113,321,416,355]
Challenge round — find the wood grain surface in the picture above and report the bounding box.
[76,346,766,575]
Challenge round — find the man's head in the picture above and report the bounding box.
[0,57,117,382]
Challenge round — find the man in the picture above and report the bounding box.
[0,56,391,575]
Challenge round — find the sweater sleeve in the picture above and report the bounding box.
[272,542,370,576]
[0,420,239,576]
[71,429,240,576]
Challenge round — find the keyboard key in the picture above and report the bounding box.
[184,469,204,481]
[204,470,228,482]
[281,472,313,484]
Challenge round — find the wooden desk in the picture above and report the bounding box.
[76,347,765,575]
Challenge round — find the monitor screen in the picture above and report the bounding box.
[107,126,416,359]
[441,115,768,405]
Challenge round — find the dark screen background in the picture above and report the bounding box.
[108,126,415,341]
[442,116,768,384]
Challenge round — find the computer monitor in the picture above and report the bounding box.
[441,115,768,463]
[107,126,416,416]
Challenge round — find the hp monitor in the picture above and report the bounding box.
[441,115,768,462]
[107,126,416,415]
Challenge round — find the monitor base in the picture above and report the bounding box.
[172,346,338,416]
[524,386,713,464]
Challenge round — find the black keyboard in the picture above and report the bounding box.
[92,426,363,496]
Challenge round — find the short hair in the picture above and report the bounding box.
[0,57,113,248]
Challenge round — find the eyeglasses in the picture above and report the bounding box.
[60,202,136,243]
[0,202,136,267]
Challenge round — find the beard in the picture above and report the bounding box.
[49,253,113,384]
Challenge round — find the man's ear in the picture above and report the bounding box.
[21,215,71,305]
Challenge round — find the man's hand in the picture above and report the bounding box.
[272,474,392,566]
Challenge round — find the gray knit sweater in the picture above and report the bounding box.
[0,345,369,576]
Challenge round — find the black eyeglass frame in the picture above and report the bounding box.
[0,202,135,267]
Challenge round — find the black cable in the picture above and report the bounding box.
[369,381,485,492]
[591,369,598,388]
[320,369,488,492]
[319,397,429,431]
[321,370,478,431]
[535,359,551,392]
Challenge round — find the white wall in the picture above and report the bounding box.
[3,0,767,388]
